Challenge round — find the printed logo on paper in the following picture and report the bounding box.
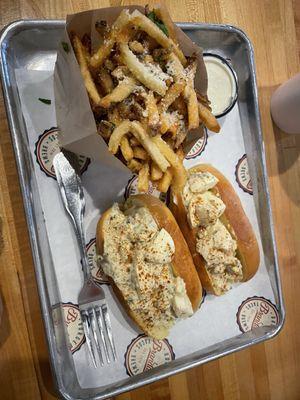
[185,129,208,160]
[34,127,90,179]
[124,334,175,376]
[86,238,109,284]
[61,302,85,353]
[236,296,279,333]
[235,154,253,195]
[124,175,167,203]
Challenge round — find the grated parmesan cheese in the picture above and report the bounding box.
[144,62,172,84]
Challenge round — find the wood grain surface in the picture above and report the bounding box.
[0,1,299,399]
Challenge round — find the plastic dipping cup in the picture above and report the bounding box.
[203,54,238,118]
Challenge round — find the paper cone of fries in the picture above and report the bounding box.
[54,4,211,189]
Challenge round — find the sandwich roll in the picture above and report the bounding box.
[170,164,260,295]
[97,194,202,339]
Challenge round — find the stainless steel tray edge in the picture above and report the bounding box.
[0,19,285,400]
[0,19,72,400]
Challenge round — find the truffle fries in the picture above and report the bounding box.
[72,6,220,193]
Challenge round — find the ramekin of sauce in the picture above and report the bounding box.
[203,53,238,118]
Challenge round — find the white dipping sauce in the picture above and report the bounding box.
[204,55,237,116]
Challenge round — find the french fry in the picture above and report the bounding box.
[156,168,173,193]
[166,52,185,81]
[129,40,145,54]
[184,59,199,130]
[130,121,170,171]
[145,91,160,129]
[99,77,136,108]
[143,54,154,63]
[197,93,211,108]
[173,95,187,117]
[111,66,130,80]
[176,146,185,161]
[72,6,219,193]
[90,10,131,68]
[73,35,101,104]
[98,68,114,95]
[168,121,179,137]
[130,10,187,66]
[158,81,186,113]
[133,146,148,160]
[198,103,220,133]
[130,136,140,146]
[81,33,91,59]
[97,120,115,139]
[108,107,122,126]
[174,127,187,148]
[185,87,200,130]
[160,112,179,135]
[165,53,199,130]
[152,4,178,44]
[160,113,170,135]
[151,135,187,190]
[109,120,132,154]
[104,59,116,71]
[185,57,197,81]
[120,136,134,161]
[160,113,171,134]
[109,120,170,172]
[151,162,163,181]
[128,159,143,172]
[119,43,168,96]
[138,162,150,192]
[166,52,199,134]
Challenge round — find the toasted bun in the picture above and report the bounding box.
[96,194,202,339]
[170,164,260,295]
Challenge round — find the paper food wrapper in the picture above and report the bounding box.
[54,5,208,169]
[15,67,277,390]
[12,5,279,392]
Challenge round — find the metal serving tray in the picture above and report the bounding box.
[0,20,284,400]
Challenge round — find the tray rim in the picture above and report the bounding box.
[0,18,285,400]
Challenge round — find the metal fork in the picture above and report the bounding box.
[53,151,116,367]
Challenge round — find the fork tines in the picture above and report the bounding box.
[81,304,116,367]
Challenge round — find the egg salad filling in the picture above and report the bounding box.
[99,201,193,333]
[183,171,243,295]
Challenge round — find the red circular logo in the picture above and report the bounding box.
[35,127,90,179]
[235,154,253,195]
[86,238,109,284]
[124,334,175,376]
[185,129,208,160]
[52,302,85,353]
[236,296,279,333]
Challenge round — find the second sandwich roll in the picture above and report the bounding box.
[170,164,260,295]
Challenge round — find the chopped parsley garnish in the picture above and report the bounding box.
[38,98,51,105]
[61,41,70,53]
[147,11,169,37]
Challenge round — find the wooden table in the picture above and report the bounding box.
[0,1,299,399]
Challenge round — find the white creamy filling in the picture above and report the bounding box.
[172,277,194,318]
[183,172,243,294]
[188,191,226,228]
[196,220,237,263]
[188,172,219,194]
[101,203,193,330]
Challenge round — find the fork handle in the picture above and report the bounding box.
[73,214,91,281]
[53,153,92,281]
